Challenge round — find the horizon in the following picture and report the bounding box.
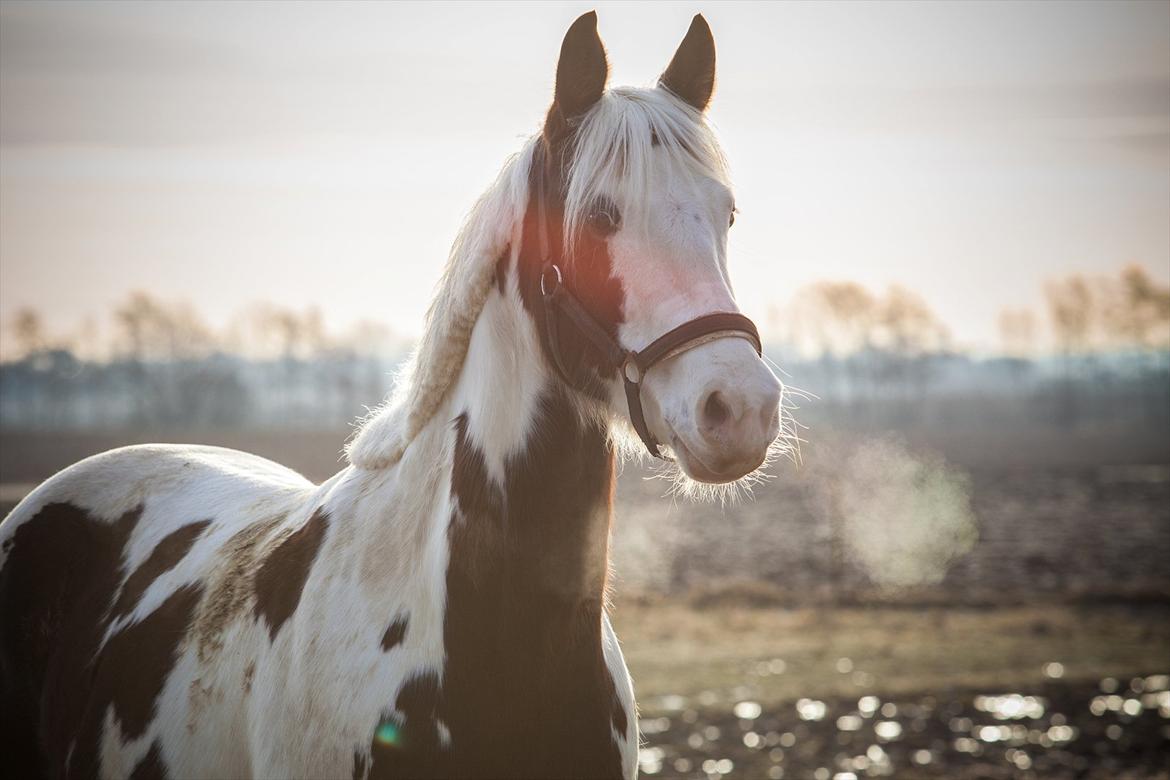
[2,1,1168,357]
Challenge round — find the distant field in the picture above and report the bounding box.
[2,422,1168,486]
[4,426,1169,605]
[0,428,350,486]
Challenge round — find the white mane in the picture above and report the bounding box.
[345,139,535,469]
[346,87,731,470]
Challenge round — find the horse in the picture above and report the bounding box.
[0,12,787,779]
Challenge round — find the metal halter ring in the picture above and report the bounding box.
[540,263,563,297]
[622,354,643,385]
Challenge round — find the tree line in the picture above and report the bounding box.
[1,293,407,430]
[1,266,1167,432]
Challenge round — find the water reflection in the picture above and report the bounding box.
[733,701,762,720]
[636,673,1170,778]
[797,698,828,721]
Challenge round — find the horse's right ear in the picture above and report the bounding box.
[544,11,609,144]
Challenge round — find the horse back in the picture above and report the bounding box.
[0,444,315,778]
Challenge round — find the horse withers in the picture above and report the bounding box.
[0,12,788,779]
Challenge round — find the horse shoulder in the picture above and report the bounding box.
[248,460,455,779]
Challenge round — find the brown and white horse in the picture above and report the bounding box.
[0,13,787,779]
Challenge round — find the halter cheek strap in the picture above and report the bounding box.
[540,262,762,458]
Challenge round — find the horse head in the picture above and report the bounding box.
[522,12,784,484]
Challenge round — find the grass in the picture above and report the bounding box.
[611,599,1170,715]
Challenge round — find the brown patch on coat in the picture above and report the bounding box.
[129,741,168,780]
[518,142,626,404]
[112,519,211,618]
[186,676,218,735]
[607,670,628,736]
[448,415,506,586]
[192,513,284,664]
[243,660,256,694]
[0,502,142,778]
[101,583,204,740]
[494,243,511,295]
[369,392,623,778]
[380,615,409,651]
[253,508,330,641]
[352,748,370,780]
[368,672,444,778]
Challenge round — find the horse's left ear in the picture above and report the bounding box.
[659,14,716,112]
[545,11,609,143]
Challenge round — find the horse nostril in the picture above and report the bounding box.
[702,391,731,430]
[763,403,780,432]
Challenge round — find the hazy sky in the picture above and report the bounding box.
[1,0,1167,352]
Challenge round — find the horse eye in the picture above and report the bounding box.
[729,211,736,228]
[586,202,620,235]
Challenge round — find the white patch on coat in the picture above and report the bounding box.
[603,612,639,779]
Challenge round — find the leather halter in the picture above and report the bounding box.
[532,159,763,458]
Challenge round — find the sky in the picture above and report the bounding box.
[1,0,1168,353]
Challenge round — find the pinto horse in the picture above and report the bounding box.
[0,12,786,779]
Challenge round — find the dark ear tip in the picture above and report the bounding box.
[562,11,601,48]
[561,9,605,63]
[572,10,599,30]
[688,14,713,41]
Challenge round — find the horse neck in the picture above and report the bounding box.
[442,265,616,613]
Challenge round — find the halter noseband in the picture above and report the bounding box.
[532,159,763,459]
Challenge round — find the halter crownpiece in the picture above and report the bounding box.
[539,261,762,458]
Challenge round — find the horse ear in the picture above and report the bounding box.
[659,14,716,112]
[544,11,609,142]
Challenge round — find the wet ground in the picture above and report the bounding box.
[636,675,1170,779]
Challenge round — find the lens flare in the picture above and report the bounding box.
[375,721,402,748]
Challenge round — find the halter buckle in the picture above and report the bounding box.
[540,263,563,297]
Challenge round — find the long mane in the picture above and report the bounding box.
[345,139,535,469]
[346,87,730,469]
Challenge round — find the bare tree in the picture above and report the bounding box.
[998,307,1037,358]
[876,285,949,356]
[1045,275,1094,355]
[11,308,47,358]
[1102,264,1170,350]
[815,281,880,356]
[114,292,214,362]
[1045,274,1101,423]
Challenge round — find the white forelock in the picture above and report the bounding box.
[564,86,731,242]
